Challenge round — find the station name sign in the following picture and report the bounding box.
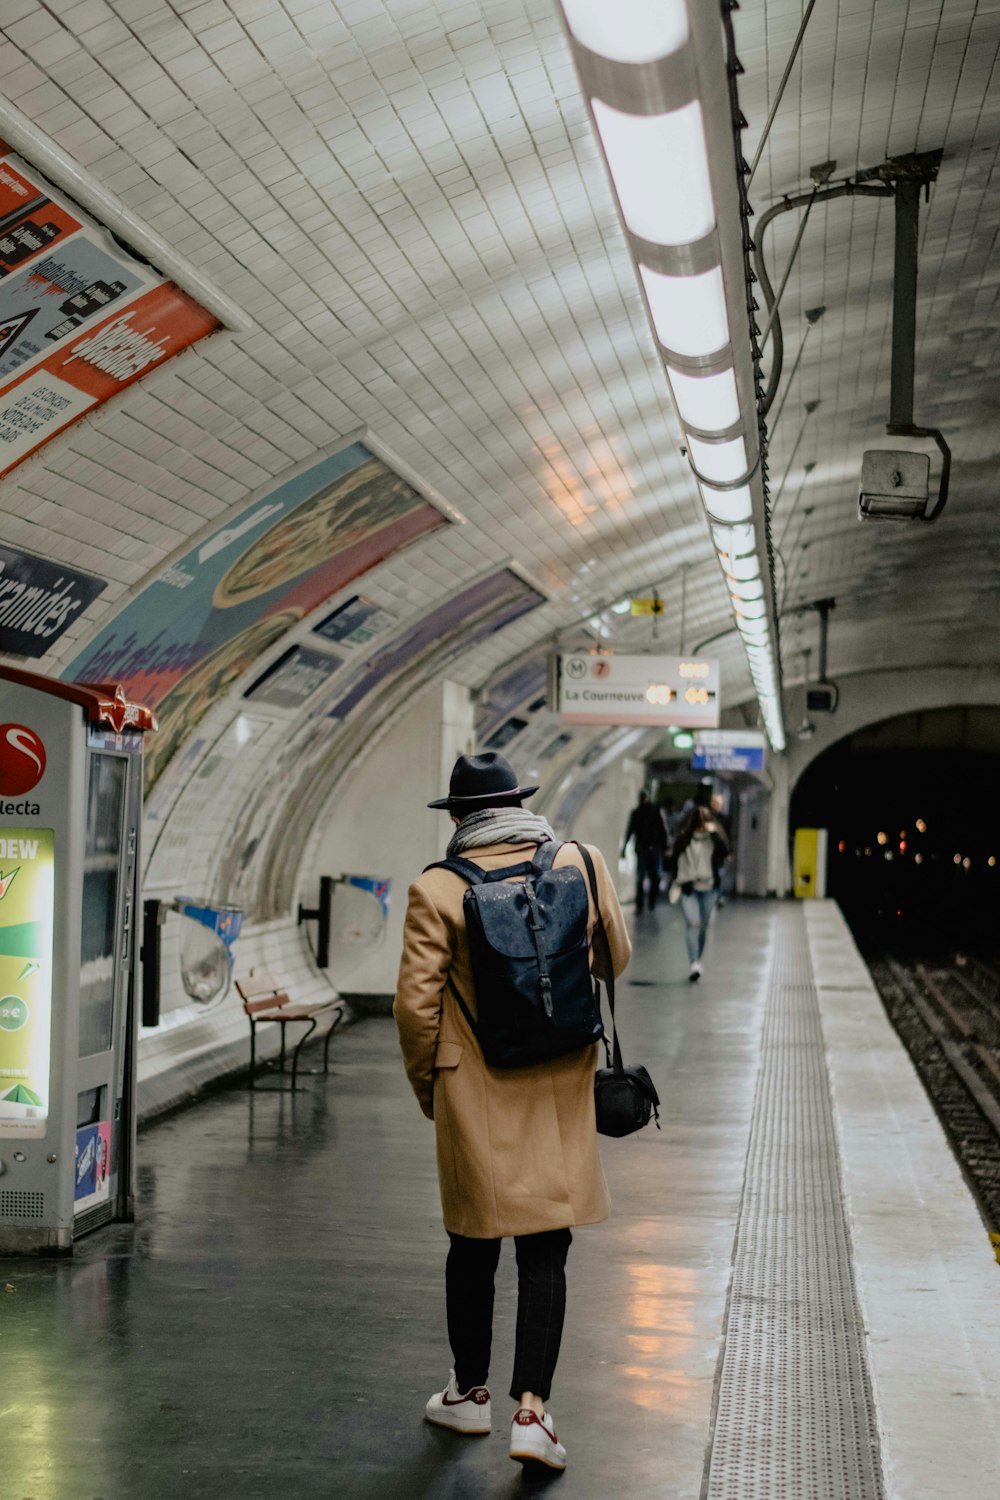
[556,653,720,728]
[0,543,105,657]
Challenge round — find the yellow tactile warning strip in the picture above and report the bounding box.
[703,907,885,1500]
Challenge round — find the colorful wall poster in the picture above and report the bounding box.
[244,644,342,710]
[0,143,217,477]
[327,569,545,721]
[0,828,54,1139]
[66,442,448,786]
[74,1120,112,1210]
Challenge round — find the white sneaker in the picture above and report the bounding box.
[425,1369,492,1434]
[509,1407,567,1470]
[689,961,702,982]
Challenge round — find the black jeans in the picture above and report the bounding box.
[446,1229,572,1402]
[635,845,662,909]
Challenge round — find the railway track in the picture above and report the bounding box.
[867,950,1000,1262]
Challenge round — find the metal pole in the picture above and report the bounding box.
[746,0,819,191]
[771,403,818,520]
[769,307,825,437]
[760,190,818,349]
[889,178,920,429]
[679,565,688,654]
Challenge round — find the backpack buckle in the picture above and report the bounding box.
[539,973,554,1018]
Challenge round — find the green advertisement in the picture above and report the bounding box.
[0,828,54,1139]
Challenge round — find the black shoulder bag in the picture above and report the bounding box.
[575,844,661,1138]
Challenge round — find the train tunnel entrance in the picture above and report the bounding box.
[790,706,1000,955]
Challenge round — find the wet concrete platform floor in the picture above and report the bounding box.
[1,903,773,1500]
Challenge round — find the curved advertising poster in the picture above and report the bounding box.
[0,143,217,476]
[0,827,54,1139]
[65,442,448,786]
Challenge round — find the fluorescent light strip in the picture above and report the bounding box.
[561,0,689,63]
[591,98,715,246]
[668,365,740,432]
[723,553,760,583]
[688,434,747,484]
[712,523,756,557]
[735,597,768,620]
[702,484,753,525]
[640,264,729,358]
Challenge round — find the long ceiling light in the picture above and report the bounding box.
[557,0,785,752]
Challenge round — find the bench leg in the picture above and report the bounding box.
[322,1011,342,1074]
[291,1018,317,1091]
[279,1021,287,1075]
[249,1019,257,1089]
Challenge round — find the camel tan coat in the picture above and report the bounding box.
[393,840,631,1239]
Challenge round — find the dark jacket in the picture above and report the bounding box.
[624,802,667,853]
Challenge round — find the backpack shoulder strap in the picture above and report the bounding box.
[530,839,561,872]
[573,842,625,1075]
[423,857,486,885]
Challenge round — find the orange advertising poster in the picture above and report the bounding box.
[0,144,218,477]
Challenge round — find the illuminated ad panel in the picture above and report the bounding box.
[66,443,448,786]
[0,144,218,477]
[558,653,721,728]
[0,828,54,1139]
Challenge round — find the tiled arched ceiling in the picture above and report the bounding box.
[0,0,996,904]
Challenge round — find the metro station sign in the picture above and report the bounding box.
[556,653,720,728]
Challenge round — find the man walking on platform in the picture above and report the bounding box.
[622,789,668,912]
[394,752,630,1473]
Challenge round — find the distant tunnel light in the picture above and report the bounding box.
[640,264,730,357]
[562,0,689,63]
[591,99,715,246]
[668,366,740,433]
[703,483,753,525]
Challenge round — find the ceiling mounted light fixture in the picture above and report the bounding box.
[557,0,785,751]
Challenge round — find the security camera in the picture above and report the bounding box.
[859,450,930,520]
[806,682,838,713]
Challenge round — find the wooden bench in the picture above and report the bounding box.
[235,970,344,1091]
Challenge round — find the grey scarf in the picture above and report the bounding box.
[447,806,556,858]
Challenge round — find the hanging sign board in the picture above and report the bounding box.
[692,728,766,771]
[630,597,664,616]
[557,654,720,728]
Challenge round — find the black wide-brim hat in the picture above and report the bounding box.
[428,751,538,810]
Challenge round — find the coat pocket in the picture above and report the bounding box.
[435,1040,463,1069]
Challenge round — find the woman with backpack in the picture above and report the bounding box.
[673,788,730,982]
[394,752,630,1473]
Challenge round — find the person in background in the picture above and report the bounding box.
[710,791,733,908]
[622,790,668,913]
[673,787,729,981]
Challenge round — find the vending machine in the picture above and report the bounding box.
[0,667,154,1253]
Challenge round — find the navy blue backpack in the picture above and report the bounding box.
[425,841,604,1068]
